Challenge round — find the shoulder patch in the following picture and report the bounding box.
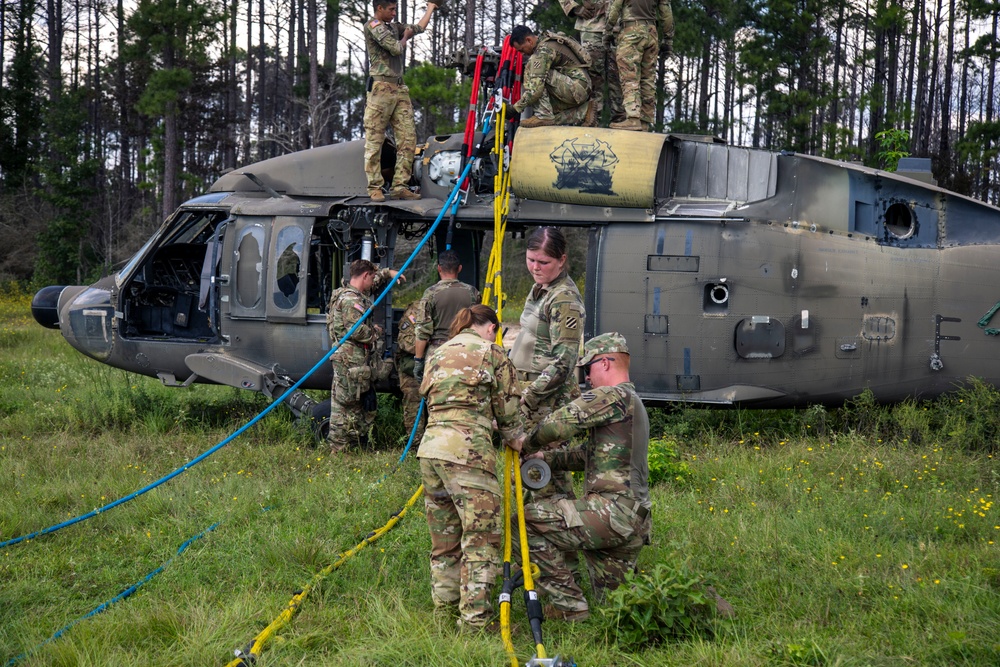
[369,18,381,27]
[565,315,578,330]
[408,314,416,323]
[353,303,366,313]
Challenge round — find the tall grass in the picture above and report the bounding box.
[1,290,998,666]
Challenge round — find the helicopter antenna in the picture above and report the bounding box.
[240,171,283,199]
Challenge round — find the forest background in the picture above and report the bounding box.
[2,0,1000,287]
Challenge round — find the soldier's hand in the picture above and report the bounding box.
[507,434,527,453]
[427,0,443,8]
[389,269,406,283]
[413,357,425,381]
[576,2,597,19]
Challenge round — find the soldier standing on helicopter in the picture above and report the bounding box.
[560,0,625,125]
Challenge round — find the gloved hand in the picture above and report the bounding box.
[413,357,425,381]
[576,1,597,20]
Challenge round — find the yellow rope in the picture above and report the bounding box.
[223,485,425,667]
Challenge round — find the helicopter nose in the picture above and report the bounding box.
[31,285,66,329]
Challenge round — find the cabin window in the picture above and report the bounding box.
[235,225,265,308]
[734,316,785,359]
[272,226,304,310]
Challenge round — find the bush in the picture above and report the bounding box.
[648,436,690,485]
[600,559,724,649]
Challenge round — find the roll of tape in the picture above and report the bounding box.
[520,458,552,490]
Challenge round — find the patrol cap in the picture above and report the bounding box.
[577,332,629,366]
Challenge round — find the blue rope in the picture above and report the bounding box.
[4,521,220,666]
[369,398,426,489]
[398,398,425,463]
[0,160,477,551]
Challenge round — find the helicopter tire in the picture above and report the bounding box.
[311,399,332,443]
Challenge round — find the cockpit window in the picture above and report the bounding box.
[272,226,304,309]
[236,225,266,308]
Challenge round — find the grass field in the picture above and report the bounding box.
[1,289,998,666]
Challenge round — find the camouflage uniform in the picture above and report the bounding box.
[510,270,586,499]
[418,329,524,627]
[523,371,651,615]
[363,16,423,195]
[326,269,395,452]
[415,278,481,358]
[560,0,625,123]
[395,301,425,444]
[607,0,673,125]
[513,32,593,126]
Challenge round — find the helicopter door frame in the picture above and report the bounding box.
[228,216,269,319]
[266,216,312,323]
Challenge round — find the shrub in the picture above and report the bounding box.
[648,436,690,485]
[600,559,723,649]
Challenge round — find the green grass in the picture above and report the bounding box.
[1,292,999,666]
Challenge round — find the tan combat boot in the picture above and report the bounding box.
[610,118,642,131]
[390,188,421,200]
[369,189,385,202]
[520,115,555,128]
[584,99,598,127]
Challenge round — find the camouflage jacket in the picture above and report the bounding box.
[514,32,591,113]
[559,0,610,33]
[394,300,420,377]
[415,278,481,346]
[417,329,524,470]
[327,268,394,366]
[529,381,650,509]
[509,270,585,411]
[607,0,673,35]
[364,17,424,79]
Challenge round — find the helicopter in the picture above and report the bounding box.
[30,123,1000,436]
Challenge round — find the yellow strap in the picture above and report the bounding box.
[223,485,425,667]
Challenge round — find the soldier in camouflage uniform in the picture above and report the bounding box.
[363,0,439,202]
[510,227,585,502]
[560,0,625,125]
[394,300,426,444]
[327,259,404,453]
[518,332,651,621]
[413,250,480,380]
[607,0,673,131]
[510,25,593,128]
[418,305,524,629]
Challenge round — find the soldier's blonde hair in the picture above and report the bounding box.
[449,304,499,339]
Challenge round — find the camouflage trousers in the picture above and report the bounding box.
[329,356,391,451]
[363,81,417,194]
[534,68,592,125]
[419,458,502,627]
[521,492,650,613]
[398,371,426,446]
[580,30,624,124]
[616,23,658,124]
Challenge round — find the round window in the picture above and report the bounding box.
[884,202,916,239]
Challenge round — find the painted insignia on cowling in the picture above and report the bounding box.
[549,136,619,195]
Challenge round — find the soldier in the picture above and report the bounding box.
[607,0,673,131]
[517,332,651,621]
[418,305,524,630]
[560,0,625,125]
[327,259,404,453]
[509,227,585,500]
[510,25,593,128]
[394,300,426,444]
[413,250,481,380]
[363,0,440,202]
